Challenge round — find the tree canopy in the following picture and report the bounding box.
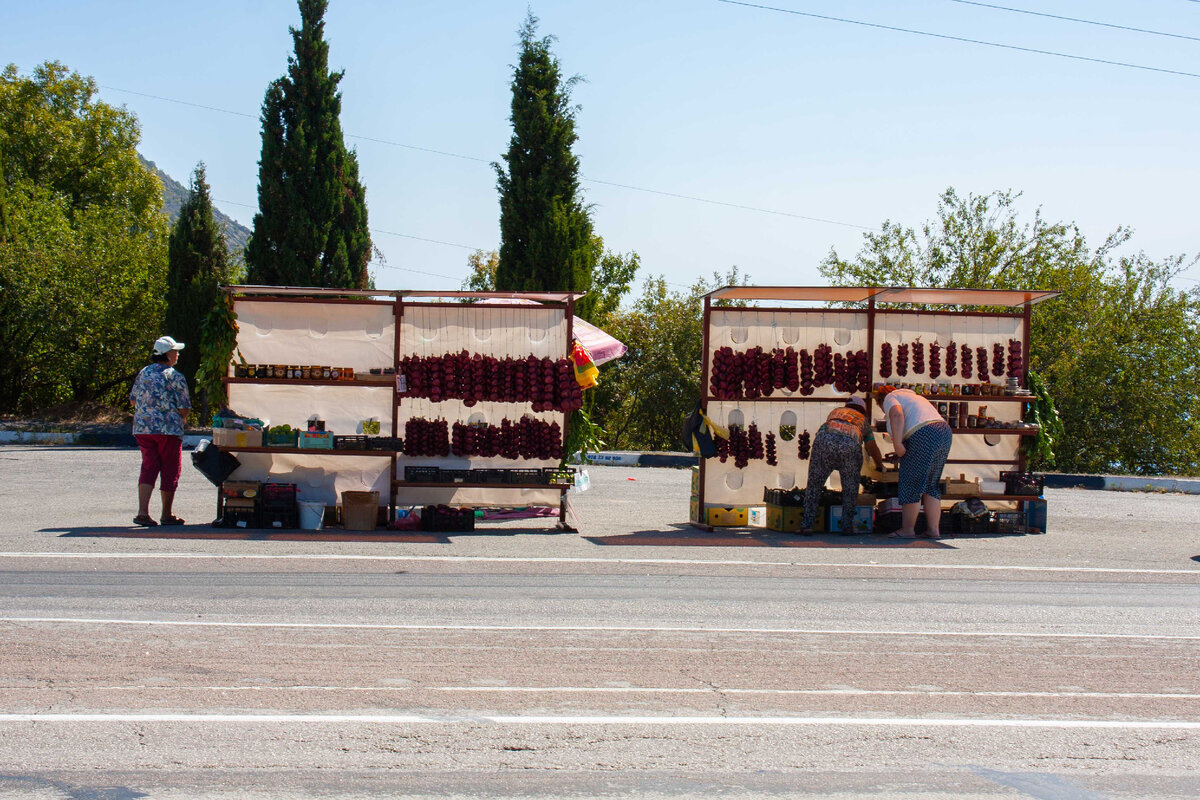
[494,12,598,319]
[167,163,236,418]
[245,0,371,289]
[821,189,1200,475]
[0,62,168,412]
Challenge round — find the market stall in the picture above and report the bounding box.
[210,286,587,531]
[690,286,1059,534]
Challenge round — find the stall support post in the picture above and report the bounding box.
[389,295,404,521]
[561,296,576,528]
[865,293,877,416]
[693,294,713,530]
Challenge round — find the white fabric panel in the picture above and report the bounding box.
[402,305,567,359]
[234,300,395,371]
[392,487,562,508]
[227,453,391,507]
[709,309,869,356]
[228,384,394,435]
[873,312,1023,388]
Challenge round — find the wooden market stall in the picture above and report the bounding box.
[212,286,584,530]
[692,286,1060,533]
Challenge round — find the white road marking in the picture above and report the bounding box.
[48,685,1200,701]
[4,616,1200,640]
[2,551,1198,576]
[0,713,1197,729]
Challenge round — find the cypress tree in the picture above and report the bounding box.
[245,0,371,289]
[494,12,596,318]
[166,162,231,417]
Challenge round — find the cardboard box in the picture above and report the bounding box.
[705,506,748,527]
[828,505,875,534]
[690,466,700,495]
[212,428,263,448]
[690,495,700,524]
[766,504,804,533]
[747,507,767,528]
[220,481,261,499]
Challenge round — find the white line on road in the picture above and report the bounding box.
[5,616,1200,641]
[0,713,1197,729]
[3,551,1198,576]
[49,685,1200,700]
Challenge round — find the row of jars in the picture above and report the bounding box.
[234,364,357,381]
[872,381,1016,397]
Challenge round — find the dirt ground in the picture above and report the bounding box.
[0,401,132,432]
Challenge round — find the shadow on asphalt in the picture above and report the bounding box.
[48,521,577,543]
[585,525,954,549]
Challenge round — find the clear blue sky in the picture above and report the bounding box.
[5,0,1198,294]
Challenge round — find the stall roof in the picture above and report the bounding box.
[224,286,585,303]
[704,285,1060,307]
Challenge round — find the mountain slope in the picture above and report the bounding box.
[141,156,251,262]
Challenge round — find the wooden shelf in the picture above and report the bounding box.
[942,493,1041,501]
[219,446,395,457]
[394,481,569,491]
[225,377,393,387]
[706,394,1034,404]
[950,427,1038,436]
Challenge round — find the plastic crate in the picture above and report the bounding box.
[404,465,441,483]
[221,481,261,499]
[421,505,475,532]
[260,482,298,511]
[264,428,298,447]
[297,431,334,449]
[469,468,504,484]
[763,487,805,507]
[993,511,1028,534]
[218,507,260,528]
[261,510,298,529]
[503,468,543,485]
[1000,471,1044,496]
[367,436,403,451]
[543,468,575,486]
[333,435,369,450]
[441,469,470,484]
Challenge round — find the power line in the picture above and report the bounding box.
[715,0,1200,79]
[948,0,1200,43]
[101,84,877,230]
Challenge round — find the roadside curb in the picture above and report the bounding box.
[0,430,207,449]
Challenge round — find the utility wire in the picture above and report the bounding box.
[101,84,876,230]
[948,0,1200,43]
[715,0,1200,79]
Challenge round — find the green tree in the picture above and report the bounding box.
[594,268,748,451]
[494,12,597,318]
[0,62,167,412]
[821,188,1200,475]
[167,163,234,418]
[461,249,499,292]
[245,0,371,289]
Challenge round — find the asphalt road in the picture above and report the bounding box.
[1,446,1198,799]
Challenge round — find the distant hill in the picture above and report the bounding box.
[141,156,251,264]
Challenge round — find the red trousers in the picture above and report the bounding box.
[136,434,183,492]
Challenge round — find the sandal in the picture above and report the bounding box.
[886,531,917,539]
[160,515,186,526]
[133,515,158,528]
[918,530,941,540]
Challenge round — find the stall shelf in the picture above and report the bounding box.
[214,286,582,530]
[693,286,1059,532]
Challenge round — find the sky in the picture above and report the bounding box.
[4,0,1198,296]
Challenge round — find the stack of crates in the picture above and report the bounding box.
[219,481,261,527]
[763,487,809,533]
[260,482,299,529]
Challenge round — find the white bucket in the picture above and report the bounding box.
[298,501,325,531]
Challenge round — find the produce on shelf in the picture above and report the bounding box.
[992,343,1005,377]
[896,343,909,377]
[799,348,815,395]
[403,417,450,457]
[396,351,582,412]
[960,343,973,379]
[1007,338,1024,379]
[911,340,925,375]
[813,344,834,387]
[945,340,958,376]
[708,343,866,399]
[929,341,942,379]
[976,346,989,380]
[878,342,893,378]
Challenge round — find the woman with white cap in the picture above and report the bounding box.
[800,396,885,535]
[129,335,191,527]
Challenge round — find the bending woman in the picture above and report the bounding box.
[800,397,885,535]
[878,386,953,539]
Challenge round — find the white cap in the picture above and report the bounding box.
[153,335,185,355]
[846,396,867,411]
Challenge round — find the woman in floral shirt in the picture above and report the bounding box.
[130,336,191,526]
